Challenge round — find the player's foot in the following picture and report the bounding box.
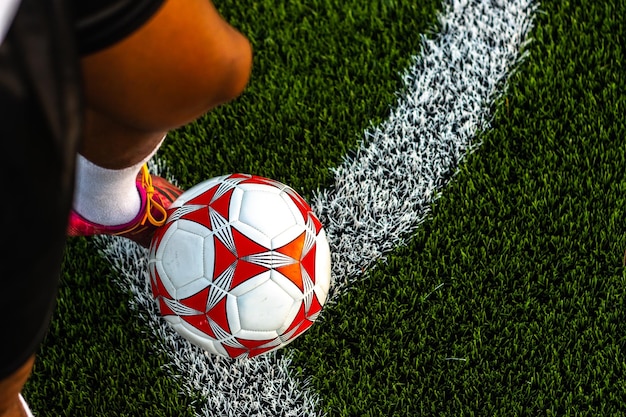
[67,165,183,247]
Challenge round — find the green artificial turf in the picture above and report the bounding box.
[26,239,198,416]
[291,0,626,415]
[26,0,626,415]
[164,0,441,195]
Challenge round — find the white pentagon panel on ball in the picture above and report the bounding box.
[188,334,226,357]
[175,324,228,357]
[237,188,298,238]
[163,312,182,328]
[279,190,308,224]
[152,225,190,297]
[174,277,211,301]
[236,277,298,332]
[225,293,242,334]
[235,329,281,343]
[201,234,216,284]
[159,220,209,296]
[270,223,307,250]
[223,186,245,222]
[277,303,306,334]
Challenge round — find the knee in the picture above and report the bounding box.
[198,28,253,110]
[161,28,253,128]
[80,0,254,132]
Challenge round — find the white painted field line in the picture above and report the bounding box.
[314,0,538,300]
[95,1,538,416]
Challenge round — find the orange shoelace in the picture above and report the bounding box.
[114,165,167,235]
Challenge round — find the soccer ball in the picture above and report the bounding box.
[147,173,332,359]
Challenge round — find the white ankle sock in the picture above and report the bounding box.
[72,136,165,226]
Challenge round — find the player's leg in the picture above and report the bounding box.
[79,0,252,169]
[68,0,252,245]
[0,356,34,417]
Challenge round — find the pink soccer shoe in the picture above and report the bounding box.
[67,165,182,247]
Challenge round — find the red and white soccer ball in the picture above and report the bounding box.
[148,173,332,359]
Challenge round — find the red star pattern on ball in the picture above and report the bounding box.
[150,174,327,358]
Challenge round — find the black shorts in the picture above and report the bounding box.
[72,0,166,55]
[0,0,164,378]
[0,0,81,379]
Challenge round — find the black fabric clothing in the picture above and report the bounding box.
[0,0,165,378]
[72,0,166,55]
[0,0,82,378]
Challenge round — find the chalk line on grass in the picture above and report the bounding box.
[95,1,538,415]
[314,0,538,300]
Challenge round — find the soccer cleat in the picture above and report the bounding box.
[67,164,183,247]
